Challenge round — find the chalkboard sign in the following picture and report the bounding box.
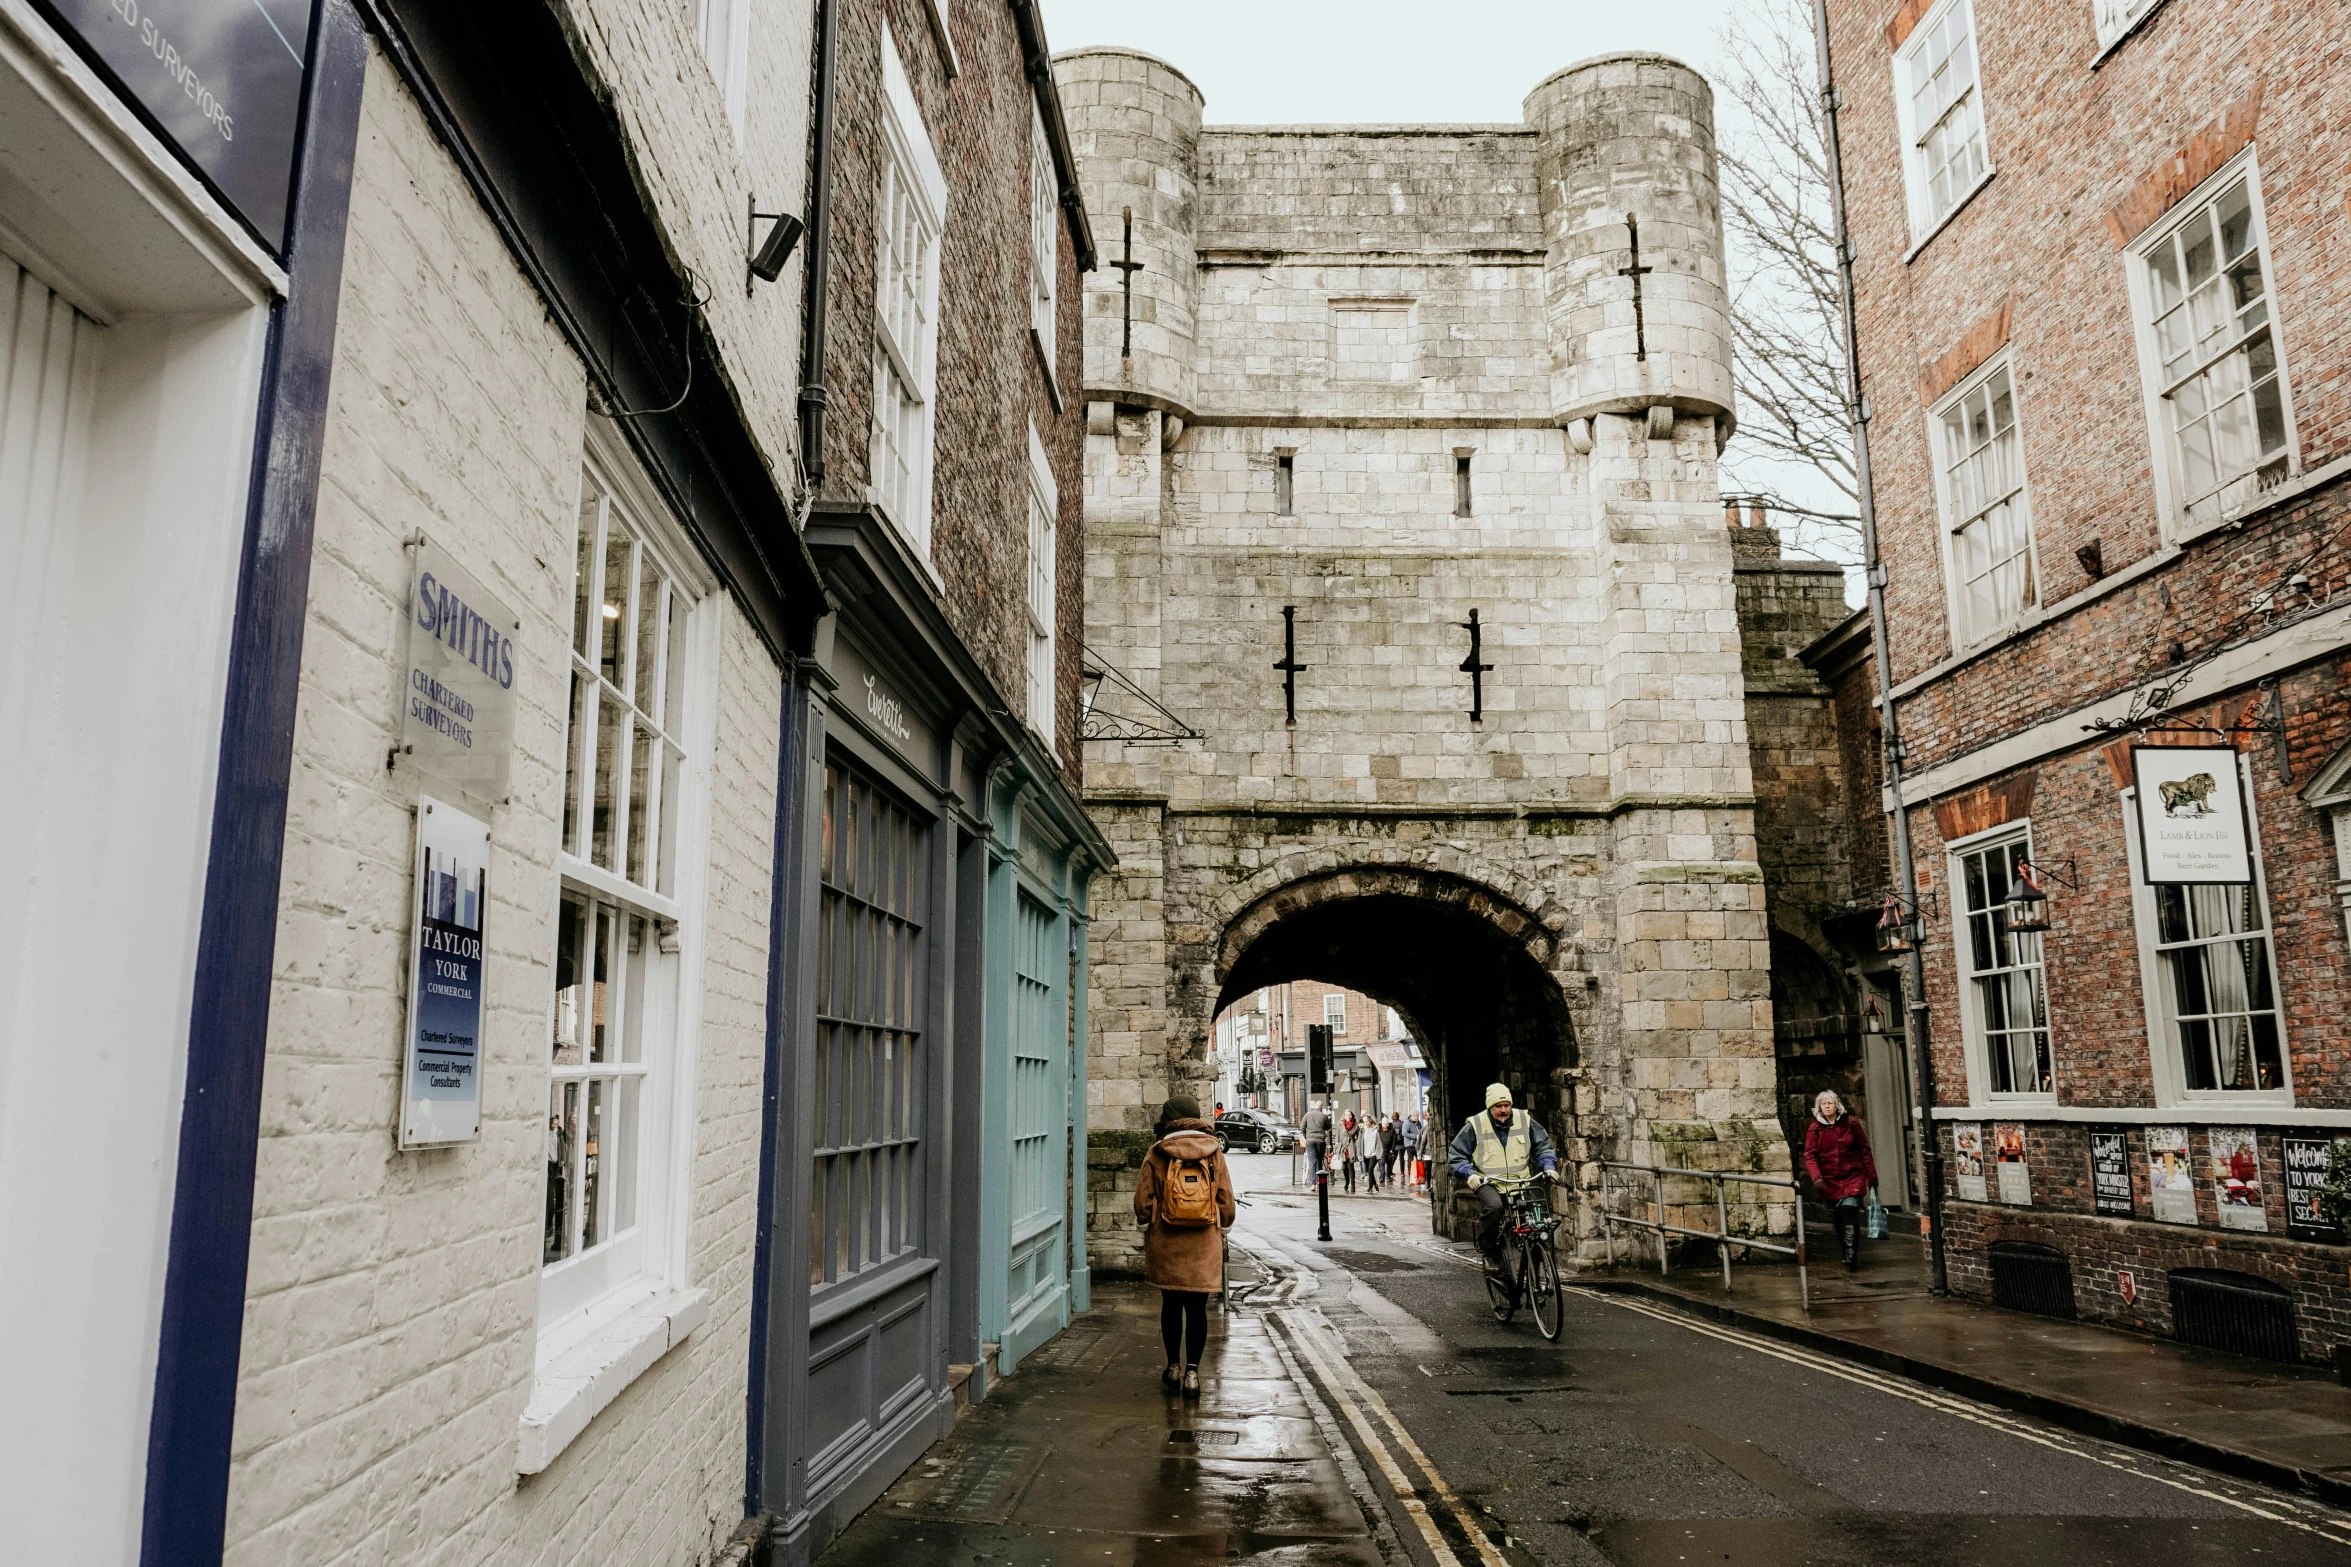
[2282,1136,2344,1245]
[37,0,315,249]
[2090,1130,2134,1218]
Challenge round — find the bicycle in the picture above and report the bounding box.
[1479,1176,1565,1341]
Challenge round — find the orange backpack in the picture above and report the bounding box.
[1159,1151,1219,1228]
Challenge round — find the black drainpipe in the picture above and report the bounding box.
[798,0,840,490]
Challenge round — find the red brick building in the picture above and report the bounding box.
[1820,0,2351,1362]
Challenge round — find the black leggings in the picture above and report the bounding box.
[1160,1289,1210,1367]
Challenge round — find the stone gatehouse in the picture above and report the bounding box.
[1055,46,1798,1270]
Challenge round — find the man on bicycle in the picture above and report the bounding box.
[1448,1082,1561,1266]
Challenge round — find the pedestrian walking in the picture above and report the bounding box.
[1802,1090,1877,1272]
[1132,1095,1235,1397]
[1339,1111,1359,1193]
[1359,1112,1382,1192]
[1382,1112,1403,1182]
[1302,1100,1331,1189]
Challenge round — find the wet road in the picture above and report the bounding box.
[1231,1152,2351,1567]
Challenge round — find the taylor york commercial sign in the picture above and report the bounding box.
[401,798,490,1148]
[401,540,519,807]
[41,0,316,248]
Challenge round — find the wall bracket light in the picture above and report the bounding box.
[2003,858,2077,936]
[746,194,806,294]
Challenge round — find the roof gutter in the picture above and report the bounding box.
[1006,0,1097,271]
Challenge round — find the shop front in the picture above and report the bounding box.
[761,506,1108,1566]
[1912,694,2351,1365]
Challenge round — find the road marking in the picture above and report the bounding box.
[1272,1311,1467,1567]
[1280,1308,1516,1567]
[1576,1288,2351,1548]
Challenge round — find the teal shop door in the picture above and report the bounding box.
[1004,890,1067,1364]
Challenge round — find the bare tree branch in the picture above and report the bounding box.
[1715,0,1861,570]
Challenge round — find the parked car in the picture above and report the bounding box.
[1215,1109,1299,1153]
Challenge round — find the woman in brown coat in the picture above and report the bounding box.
[1132,1095,1237,1397]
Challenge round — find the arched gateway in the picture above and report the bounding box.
[1059,46,1795,1272]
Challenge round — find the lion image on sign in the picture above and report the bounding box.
[2158,773,2218,816]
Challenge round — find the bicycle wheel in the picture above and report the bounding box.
[1485,1239,1519,1323]
[1527,1236,1562,1341]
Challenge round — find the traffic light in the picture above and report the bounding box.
[1307,1023,1332,1094]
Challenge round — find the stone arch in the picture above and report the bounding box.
[1203,843,1575,952]
[1203,862,1580,1235]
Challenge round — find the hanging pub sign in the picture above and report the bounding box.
[2131,746,2252,884]
[399,538,520,808]
[2280,1135,2342,1244]
[2089,1130,2135,1218]
[400,798,490,1148]
[39,0,317,249]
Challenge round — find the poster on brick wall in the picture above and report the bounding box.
[400,797,491,1148]
[2207,1126,2267,1232]
[2090,1131,2135,1217]
[1994,1123,2031,1205]
[2282,1136,2346,1243]
[2148,1126,2197,1224]
[1953,1123,1987,1202]
[2131,746,2253,884]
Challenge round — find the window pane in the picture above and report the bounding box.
[664,590,689,735]
[546,1080,579,1264]
[621,913,649,1064]
[635,570,666,717]
[554,894,587,1066]
[594,696,627,872]
[601,528,633,683]
[574,497,601,657]
[583,1078,608,1247]
[657,744,684,898]
[610,1075,640,1236]
[591,903,616,1063]
[564,670,591,859]
[627,721,655,886]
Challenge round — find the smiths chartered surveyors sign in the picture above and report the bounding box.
[401,538,520,808]
[2132,745,2254,885]
[41,0,316,248]
[401,797,490,1147]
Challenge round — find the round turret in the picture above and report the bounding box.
[1525,53,1735,439]
[1053,47,1202,420]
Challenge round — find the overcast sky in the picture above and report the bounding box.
[1037,0,1759,125]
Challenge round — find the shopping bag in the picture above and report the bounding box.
[1864,1187,1887,1239]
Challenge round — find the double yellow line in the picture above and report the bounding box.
[1272,1306,1516,1567]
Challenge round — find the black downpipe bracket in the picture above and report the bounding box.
[1813,0,1948,1295]
[798,0,840,488]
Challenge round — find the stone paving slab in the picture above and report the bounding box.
[812,1281,1381,1567]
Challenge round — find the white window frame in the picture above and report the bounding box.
[538,432,719,1362]
[1025,419,1057,744]
[2093,0,2164,54]
[870,24,948,562]
[1030,107,1058,376]
[2122,759,2294,1108]
[2123,150,2299,539]
[693,0,750,137]
[1930,352,2038,648]
[1324,993,1347,1035]
[1947,821,2056,1106]
[1890,0,1994,248]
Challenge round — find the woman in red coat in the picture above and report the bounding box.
[1803,1090,1877,1271]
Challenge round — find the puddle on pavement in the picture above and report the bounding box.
[1313,1248,1426,1274]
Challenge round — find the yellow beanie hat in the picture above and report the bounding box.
[1484,1082,1513,1109]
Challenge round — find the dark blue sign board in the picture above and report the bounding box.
[37,0,315,250]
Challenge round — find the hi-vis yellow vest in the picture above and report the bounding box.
[1469,1113,1532,1179]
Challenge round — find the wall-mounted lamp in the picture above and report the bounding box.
[2003,859,2077,936]
[746,195,806,294]
[1874,894,1921,954]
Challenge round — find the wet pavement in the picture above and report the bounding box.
[1589,1221,2351,1501]
[815,1155,2351,1566]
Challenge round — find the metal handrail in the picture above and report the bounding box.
[1599,1160,1809,1311]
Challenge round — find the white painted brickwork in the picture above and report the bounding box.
[222,22,799,1565]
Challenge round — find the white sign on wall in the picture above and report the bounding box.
[400,539,521,807]
[400,798,491,1148]
[2132,746,2252,885]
